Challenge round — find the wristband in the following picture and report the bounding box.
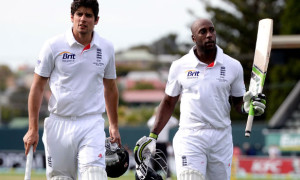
[149,132,158,140]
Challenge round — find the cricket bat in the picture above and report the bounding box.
[245,18,273,137]
[24,146,33,180]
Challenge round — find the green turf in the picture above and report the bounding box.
[0,170,154,180]
[0,170,290,180]
[0,172,136,180]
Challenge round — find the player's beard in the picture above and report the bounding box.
[204,41,216,51]
[198,42,216,53]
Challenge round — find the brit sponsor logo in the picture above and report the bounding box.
[186,70,200,79]
[59,51,76,63]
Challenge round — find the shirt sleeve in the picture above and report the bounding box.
[231,61,246,97]
[104,46,116,79]
[34,40,55,77]
[165,62,182,96]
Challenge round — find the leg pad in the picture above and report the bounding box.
[51,176,73,180]
[81,166,107,180]
[178,169,205,180]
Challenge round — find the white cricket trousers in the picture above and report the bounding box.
[42,113,106,180]
[173,126,233,180]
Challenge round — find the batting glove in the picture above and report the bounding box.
[134,132,158,165]
[243,91,266,116]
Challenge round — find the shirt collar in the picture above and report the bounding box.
[189,45,224,68]
[66,27,101,48]
[66,28,76,46]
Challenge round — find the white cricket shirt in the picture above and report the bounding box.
[35,28,116,116]
[165,46,246,129]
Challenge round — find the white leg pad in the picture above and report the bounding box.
[51,176,73,180]
[178,169,205,180]
[81,166,107,180]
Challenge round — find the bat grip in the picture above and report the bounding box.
[24,146,33,180]
[245,100,255,137]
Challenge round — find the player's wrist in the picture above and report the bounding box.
[149,132,158,140]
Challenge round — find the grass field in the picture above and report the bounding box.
[0,170,297,180]
[0,170,177,180]
[0,173,288,180]
[0,171,136,180]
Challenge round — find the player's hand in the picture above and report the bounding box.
[23,130,39,155]
[243,91,266,116]
[109,125,121,147]
[134,133,157,165]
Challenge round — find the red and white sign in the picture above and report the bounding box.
[237,157,296,174]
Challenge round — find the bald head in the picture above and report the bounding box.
[191,19,214,34]
[190,18,217,55]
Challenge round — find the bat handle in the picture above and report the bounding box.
[24,146,33,180]
[245,100,255,137]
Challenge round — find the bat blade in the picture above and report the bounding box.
[245,19,273,137]
[24,146,33,180]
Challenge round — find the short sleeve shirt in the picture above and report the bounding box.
[165,46,246,129]
[35,28,116,116]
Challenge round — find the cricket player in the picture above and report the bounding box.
[23,0,121,179]
[135,19,266,180]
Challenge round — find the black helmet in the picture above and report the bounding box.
[134,142,167,180]
[105,138,129,178]
[135,161,163,180]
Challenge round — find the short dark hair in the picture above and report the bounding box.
[71,0,99,21]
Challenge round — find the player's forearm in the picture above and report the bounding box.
[236,101,245,114]
[106,99,119,129]
[28,74,48,132]
[151,95,179,135]
[28,87,44,132]
[104,81,119,129]
[231,96,245,114]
